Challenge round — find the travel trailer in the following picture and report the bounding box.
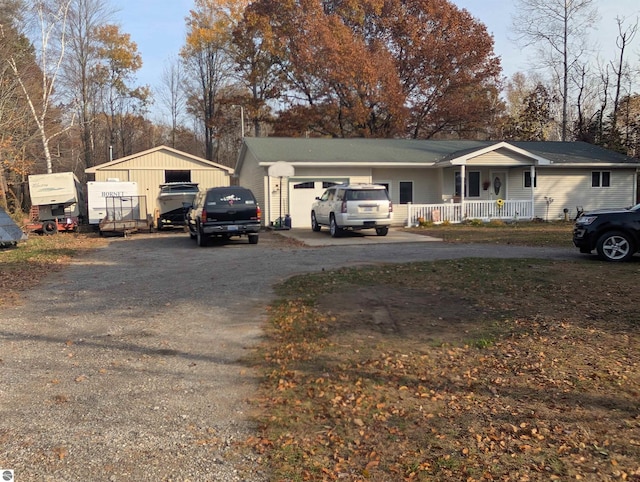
[27,172,84,234]
[87,181,139,225]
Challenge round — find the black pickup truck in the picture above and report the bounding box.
[573,203,640,261]
[186,186,261,246]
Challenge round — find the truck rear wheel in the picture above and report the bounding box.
[197,227,208,247]
[248,234,259,244]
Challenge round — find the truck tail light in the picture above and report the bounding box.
[341,200,347,213]
[254,206,262,221]
[201,208,207,220]
[389,202,393,213]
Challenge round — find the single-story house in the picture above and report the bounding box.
[234,138,640,228]
[86,145,233,223]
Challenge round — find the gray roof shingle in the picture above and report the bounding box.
[241,138,639,166]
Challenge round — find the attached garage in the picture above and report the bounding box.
[234,137,429,227]
[288,180,345,228]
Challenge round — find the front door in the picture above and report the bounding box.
[491,171,507,199]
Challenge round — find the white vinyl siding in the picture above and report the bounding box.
[465,148,532,166]
[532,168,636,220]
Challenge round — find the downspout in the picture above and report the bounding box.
[530,165,536,219]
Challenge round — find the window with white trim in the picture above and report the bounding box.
[454,171,481,197]
[468,171,480,197]
[399,181,413,204]
[524,171,537,188]
[592,171,611,188]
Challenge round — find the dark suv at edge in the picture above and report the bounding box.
[186,186,261,246]
[573,203,640,261]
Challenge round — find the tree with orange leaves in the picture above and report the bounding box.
[248,0,502,139]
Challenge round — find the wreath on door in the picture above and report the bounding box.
[493,176,502,196]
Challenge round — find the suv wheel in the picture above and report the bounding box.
[375,226,389,236]
[596,231,634,262]
[248,234,259,244]
[311,211,321,232]
[329,214,341,238]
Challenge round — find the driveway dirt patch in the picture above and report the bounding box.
[315,286,486,343]
[1,233,272,481]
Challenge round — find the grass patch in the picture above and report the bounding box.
[405,220,574,247]
[0,233,107,306]
[252,258,640,481]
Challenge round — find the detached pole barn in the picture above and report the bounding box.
[85,146,234,229]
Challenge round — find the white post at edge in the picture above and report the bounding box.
[530,165,536,219]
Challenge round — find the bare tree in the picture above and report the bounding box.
[7,0,74,173]
[512,0,598,141]
[609,17,638,131]
[62,0,115,171]
[157,55,187,148]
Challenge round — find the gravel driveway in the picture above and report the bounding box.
[0,231,575,481]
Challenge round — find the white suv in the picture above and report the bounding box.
[311,183,393,237]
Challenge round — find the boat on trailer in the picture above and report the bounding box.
[155,182,199,230]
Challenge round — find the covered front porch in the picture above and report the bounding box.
[402,149,541,226]
[405,199,534,226]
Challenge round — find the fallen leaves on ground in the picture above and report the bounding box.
[253,261,640,481]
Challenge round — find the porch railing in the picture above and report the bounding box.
[406,200,533,226]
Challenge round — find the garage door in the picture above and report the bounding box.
[288,181,339,229]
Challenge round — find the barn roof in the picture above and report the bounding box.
[86,145,234,173]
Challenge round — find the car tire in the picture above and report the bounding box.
[329,214,341,238]
[248,234,259,244]
[596,231,634,262]
[375,226,389,236]
[311,211,321,232]
[196,227,208,247]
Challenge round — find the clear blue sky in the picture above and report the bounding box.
[113,0,640,120]
[456,0,640,79]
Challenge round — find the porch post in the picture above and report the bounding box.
[265,175,272,226]
[530,166,535,219]
[460,165,465,221]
